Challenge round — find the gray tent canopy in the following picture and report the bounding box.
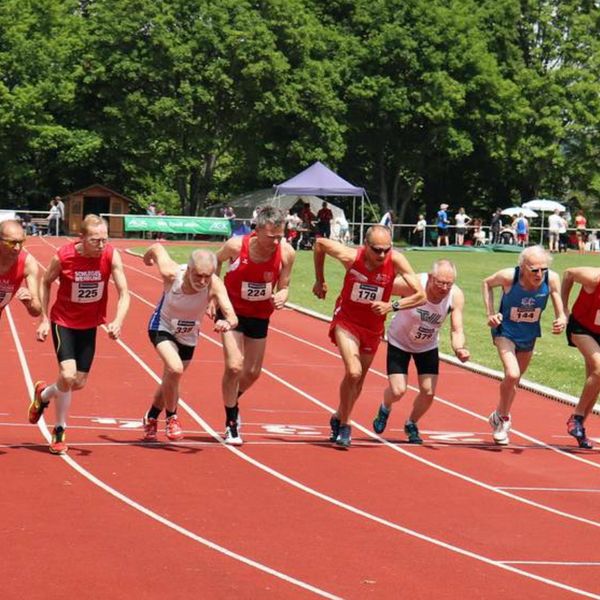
[274,161,367,242]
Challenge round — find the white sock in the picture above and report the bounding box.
[41,384,59,403]
[54,389,72,428]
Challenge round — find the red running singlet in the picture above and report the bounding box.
[50,242,114,329]
[224,233,282,320]
[572,281,600,335]
[0,251,26,314]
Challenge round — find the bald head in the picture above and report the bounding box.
[0,219,25,239]
[365,225,392,245]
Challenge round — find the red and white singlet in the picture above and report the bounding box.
[0,251,26,313]
[224,234,282,320]
[50,242,114,329]
[333,247,395,335]
[572,280,600,335]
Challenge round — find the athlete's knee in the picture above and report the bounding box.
[344,365,363,385]
[388,383,407,402]
[244,365,262,384]
[224,360,243,379]
[165,363,184,378]
[502,370,520,386]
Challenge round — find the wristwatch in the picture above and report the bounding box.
[391,300,401,312]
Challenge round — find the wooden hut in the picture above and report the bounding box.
[62,184,136,237]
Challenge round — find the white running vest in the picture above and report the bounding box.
[387,273,454,353]
[148,265,210,347]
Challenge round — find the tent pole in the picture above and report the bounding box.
[352,197,356,244]
[360,195,364,245]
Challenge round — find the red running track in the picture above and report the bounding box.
[1,236,599,599]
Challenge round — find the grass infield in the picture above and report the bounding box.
[130,243,600,400]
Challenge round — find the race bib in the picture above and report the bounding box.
[71,281,105,304]
[241,281,272,301]
[0,291,12,308]
[509,307,541,323]
[350,282,383,304]
[171,319,198,335]
[409,324,435,344]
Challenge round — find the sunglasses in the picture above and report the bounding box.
[528,267,548,274]
[368,244,392,255]
[0,238,25,249]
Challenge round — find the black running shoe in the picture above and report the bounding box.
[373,405,390,434]
[404,421,422,444]
[329,414,341,442]
[335,424,352,448]
[567,415,593,449]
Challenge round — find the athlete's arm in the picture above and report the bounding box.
[143,243,178,283]
[215,237,243,277]
[106,250,130,340]
[36,255,62,342]
[312,238,357,300]
[561,267,600,318]
[210,275,238,332]
[482,268,513,328]
[548,270,567,335]
[386,252,425,312]
[272,242,296,310]
[449,286,470,363]
[16,254,41,316]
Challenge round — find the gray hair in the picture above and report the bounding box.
[188,249,217,271]
[518,245,552,266]
[431,259,457,278]
[255,205,287,229]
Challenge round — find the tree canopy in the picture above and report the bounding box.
[0,0,598,220]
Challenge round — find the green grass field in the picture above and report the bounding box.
[131,243,600,399]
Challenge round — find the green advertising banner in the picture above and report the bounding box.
[124,215,231,236]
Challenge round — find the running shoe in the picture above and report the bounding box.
[373,404,390,434]
[567,415,593,449]
[49,426,68,455]
[329,414,341,442]
[28,380,49,424]
[335,424,352,448]
[224,421,243,446]
[143,416,158,442]
[404,421,423,444]
[488,411,511,445]
[165,415,184,441]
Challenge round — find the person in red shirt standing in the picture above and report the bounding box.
[561,266,600,449]
[28,215,130,455]
[216,206,295,445]
[0,219,41,320]
[312,225,425,448]
[316,201,333,239]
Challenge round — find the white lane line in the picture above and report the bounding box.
[269,325,600,469]
[65,249,598,597]
[6,307,341,600]
[499,561,600,567]
[499,487,600,494]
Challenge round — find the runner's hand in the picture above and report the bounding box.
[36,320,50,342]
[271,289,288,310]
[213,319,231,333]
[15,287,32,304]
[551,315,567,335]
[312,281,327,299]
[370,301,391,315]
[106,321,121,340]
[487,313,502,328]
[454,348,471,363]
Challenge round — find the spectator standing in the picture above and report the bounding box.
[412,214,427,247]
[436,204,450,247]
[316,201,333,239]
[513,213,529,246]
[454,207,471,246]
[558,212,569,252]
[490,209,503,244]
[575,209,587,254]
[285,209,302,249]
[335,212,350,244]
[223,206,236,237]
[548,208,562,253]
[47,199,61,236]
[54,196,65,235]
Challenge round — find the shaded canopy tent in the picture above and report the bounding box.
[205,188,345,232]
[274,161,367,242]
[522,199,566,243]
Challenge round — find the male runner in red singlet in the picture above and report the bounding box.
[216,206,295,445]
[313,224,425,448]
[0,219,41,319]
[562,266,600,449]
[29,215,130,455]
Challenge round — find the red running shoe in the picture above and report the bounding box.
[143,416,158,442]
[165,415,184,441]
[49,426,68,455]
[28,380,49,424]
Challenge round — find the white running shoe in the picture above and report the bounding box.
[224,423,243,446]
[488,411,511,445]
